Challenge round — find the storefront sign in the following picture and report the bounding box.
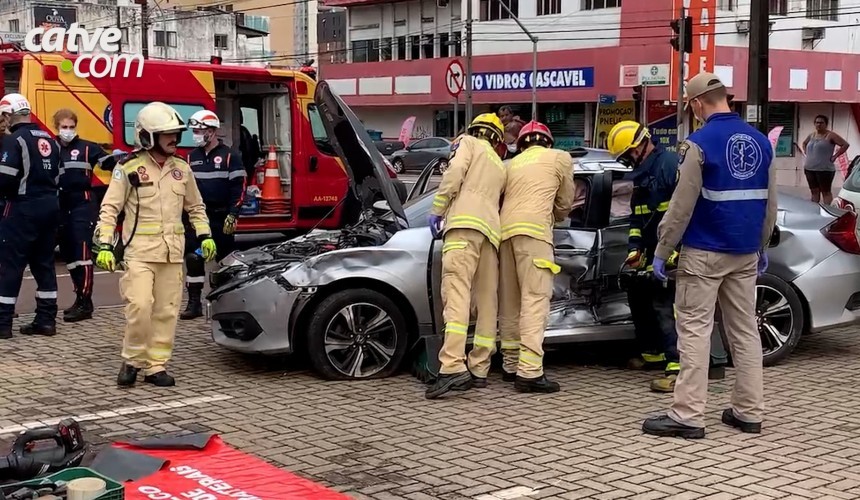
[33,6,77,29]
[619,64,670,87]
[668,0,716,102]
[471,67,594,91]
[0,32,25,44]
[648,103,679,152]
[594,101,635,149]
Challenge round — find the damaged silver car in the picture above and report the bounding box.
[208,84,860,380]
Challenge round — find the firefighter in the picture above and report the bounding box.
[53,109,120,323]
[95,101,214,387]
[0,93,63,338]
[607,120,680,392]
[498,121,575,392]
[425,113,507,399]
[179,110,246,320]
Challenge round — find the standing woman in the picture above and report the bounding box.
[801,115,850,204]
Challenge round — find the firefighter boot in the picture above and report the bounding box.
[515,375,560,394]
[20,323,57,336]
[117,363,140,387]
[180,285,203,320]
[0,329,11,340]
[144,371,176,387]
[425,371,472,399]
[650,362,680,393]
[63,295,94,323]
[63,296,81,316]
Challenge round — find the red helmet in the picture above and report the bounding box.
[517,120,553,149]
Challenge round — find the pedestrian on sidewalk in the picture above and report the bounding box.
[642,73,778,438]
[800,114,849,205]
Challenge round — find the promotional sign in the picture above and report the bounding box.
[445,59,465,98]
[836,145,850,179]
[668,0,716,102]
[593,101,635,149]
[767,126,784,151]
[399,116,416,145]
[472,67,594,91]
[648,102,679,152]
[33,6,77,29]
[620,64,670,87]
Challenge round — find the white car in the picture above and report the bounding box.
[834,155,860,211]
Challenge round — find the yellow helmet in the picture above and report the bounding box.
[135,101,186,150]
[468,113,504,144]
[607,120,650,159]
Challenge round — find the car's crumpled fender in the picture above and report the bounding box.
[282,248,416,288]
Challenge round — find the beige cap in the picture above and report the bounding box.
[684,72,726,109]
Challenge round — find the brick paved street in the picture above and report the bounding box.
[2,308,860,499]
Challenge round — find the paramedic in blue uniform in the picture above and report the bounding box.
[642,72,778,439]
[0,93,63,338]
[180,110,246,320]
[53,108,121,323]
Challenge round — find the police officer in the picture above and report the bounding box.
[54,108,120,323]
[498,121,574,393]
[643,73,777,438]
[179,110,245,320]
[95,102,214,387]
[0,93,63,338]
[606,121,680,392]
[425,113,507,399]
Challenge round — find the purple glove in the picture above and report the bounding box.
[652,257,668,281]
[428,215,444,239]
[757,252,768,276]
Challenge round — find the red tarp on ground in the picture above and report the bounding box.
[114,435,350,500]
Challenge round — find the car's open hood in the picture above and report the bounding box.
[314,81,408,228]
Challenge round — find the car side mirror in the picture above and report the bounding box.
[373,200,390,213]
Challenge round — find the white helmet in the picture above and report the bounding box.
[135,101,186,150]
[188,110,220,130]
[0,93,31,115]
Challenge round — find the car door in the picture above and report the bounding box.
[593,170,635,325]
[428,138,450,161]
[406,139,432,169]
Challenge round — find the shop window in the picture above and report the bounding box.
[540,103,586,151]
[396,36,406,60]
[807,0,838,20]
[538,0,562,15]
[351,40,369,63]
[380,37,392,61]
[770,0,788,15]
[422,34,434,59]
[123,102,204,148]
[768,102,796,157]
[480,0,519,21]
[581,0,621,10]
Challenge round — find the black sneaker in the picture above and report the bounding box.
[642,415,705,439]
[514,375,560,393]
[117,363,139,387]
[144,371,176,387]
[425,371,472,399]
[721,409,762,434]
[502,371,517,382]
[20,323,56,336]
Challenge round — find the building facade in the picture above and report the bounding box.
[321,0,860,186]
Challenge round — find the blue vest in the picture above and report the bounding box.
[683,113,773,254]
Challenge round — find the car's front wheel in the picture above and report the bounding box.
[306,288,409,380]
[391,158,405,173]
[436,159,449,174]
[757,274,804,366]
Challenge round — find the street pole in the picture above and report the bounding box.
[675,6,686,144]
[464,0,473,124]
[138,0,149,59]
[496,1,538,120]
[454,96,459,137]
[746,0,769,134]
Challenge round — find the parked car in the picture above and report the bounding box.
[206,97,860,380]
[374,140,405,157]
[833,155,860,211]
[389,137,452,173]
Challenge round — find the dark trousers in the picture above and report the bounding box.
[628,275,679,364]
[0,197,60,329]
[59,194,96,299]
[183,209,234,288]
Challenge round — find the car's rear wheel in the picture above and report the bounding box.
[392,158,405,173]
[306,288,408,380]
[757,274,804,366]
[436,159,449,174]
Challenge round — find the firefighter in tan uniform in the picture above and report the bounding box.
[425,113,507,400]
[95,102,215,388]
[498,121,575,393]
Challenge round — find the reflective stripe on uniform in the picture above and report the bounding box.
[35,290,58,299]
[642,352,666,363]
[701,187,769,202]
[149,347,172,362]
[136,223,163,235]
[502,222,545,239]
[519,349,543,367]
[501,340,520,350]
[634,202,669,215]
[67,259,93,270]
[63,161,92,171]
[433,194,448,208]
[229,170,246,180]
[193,223,210,234]
[174,224,185,234]
[194,171,229,179]
[473,334,495,348]
[666,362,681,373]
[442,240,468,253]
[0,296,16,305]
[448,215,500,246]
[185,276,206,283]
[0,165,17,176]
[533,258,561,274]
[444,322,468,336]
[629,228,641,238]
[17,136,30,196]
[657,201,669,211]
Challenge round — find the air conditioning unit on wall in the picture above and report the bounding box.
[802,27,825,42]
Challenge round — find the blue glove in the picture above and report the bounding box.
[428,215,444,239]
[652,257,668,282]
[757,251,768,276]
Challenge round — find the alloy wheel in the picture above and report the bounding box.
[324,302,398,378]
[392,159,404,173]
[756,284,793,357]
[437,159,449,174]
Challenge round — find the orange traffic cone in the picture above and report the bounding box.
[259,146,290,214]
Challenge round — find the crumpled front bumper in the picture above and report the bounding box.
[209,275,302,355]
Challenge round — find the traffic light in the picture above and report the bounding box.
[632,85,643,102]
[670,16,693,53]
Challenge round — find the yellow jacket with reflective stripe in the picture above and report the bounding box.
[430,135,506,248]
[97,152,210,264]
[500,145,575,245]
